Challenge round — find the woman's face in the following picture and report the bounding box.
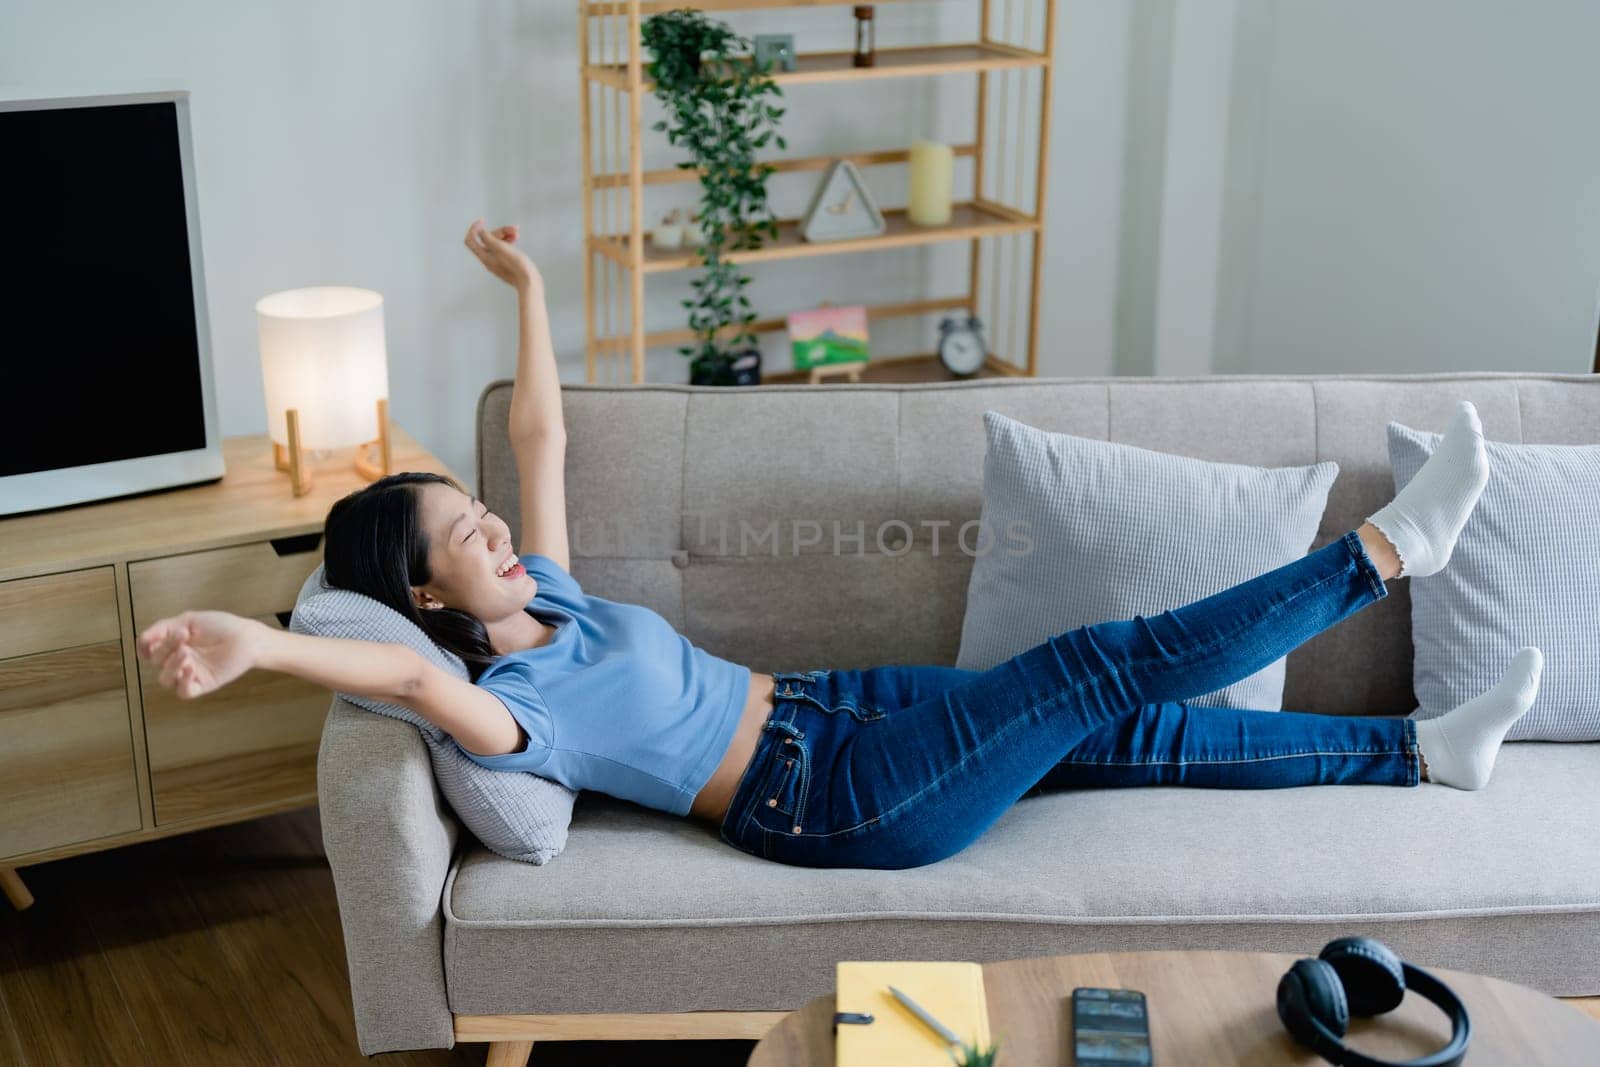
[412,482,537,621]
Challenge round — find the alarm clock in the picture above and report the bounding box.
[937,314,986,377]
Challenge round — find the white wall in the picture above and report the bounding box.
[4,0,566,480]
[1112,0,1240,379]
[9,1,1587,482]
[2,0,1132,480]
[1109,0,1600,379]
[1150,0,1235,377]
[1034,1,1130,378]
[1211,0,1600,375]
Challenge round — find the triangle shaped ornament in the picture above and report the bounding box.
[800,159,887,243]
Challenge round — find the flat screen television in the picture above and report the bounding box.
[1,90,224,517]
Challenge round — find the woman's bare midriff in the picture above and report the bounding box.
[689,671,776,826]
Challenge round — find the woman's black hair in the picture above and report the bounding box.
[322,471,500,680]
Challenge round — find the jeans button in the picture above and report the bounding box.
[767,798,778,807]
[793,825,802,833]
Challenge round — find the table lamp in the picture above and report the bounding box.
[256,286,392,497]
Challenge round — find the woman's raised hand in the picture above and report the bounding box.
[464,218,542,293]
[136,610,265,700]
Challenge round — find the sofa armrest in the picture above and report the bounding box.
[317,696,460,1055]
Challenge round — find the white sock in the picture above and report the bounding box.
[1414,647,1542,790]
[1365,400,1490,578]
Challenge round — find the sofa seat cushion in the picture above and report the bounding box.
[441,742,1600,1014]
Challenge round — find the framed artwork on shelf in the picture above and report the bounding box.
[753,33,797,72]
[787,304,871,371]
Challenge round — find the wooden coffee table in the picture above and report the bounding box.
[747,951,1600,1066]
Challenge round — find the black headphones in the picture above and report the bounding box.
[1276,937,1472,1067]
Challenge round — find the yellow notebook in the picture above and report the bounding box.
[835,961,991,1067]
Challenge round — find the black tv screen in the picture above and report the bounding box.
[1,93,221,513]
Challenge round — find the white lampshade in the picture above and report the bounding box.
[256,286,389,450]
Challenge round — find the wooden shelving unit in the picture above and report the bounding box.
[586,41,1047,90]
[578,0,1056,384]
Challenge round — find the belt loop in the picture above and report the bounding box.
[766,710,804,741]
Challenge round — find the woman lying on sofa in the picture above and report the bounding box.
[136,219,1545,871]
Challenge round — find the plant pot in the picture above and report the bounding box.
[689,349,762,386]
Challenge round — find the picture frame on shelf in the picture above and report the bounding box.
[787,304,871,371]
[753,33,797,72]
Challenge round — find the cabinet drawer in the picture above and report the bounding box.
[130,536,326,825]
[1,642,141,860]
[0,567,120,659]
[129,534,323,626]
[138,662,327,825]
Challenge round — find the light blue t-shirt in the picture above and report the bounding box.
[455,553,752,817]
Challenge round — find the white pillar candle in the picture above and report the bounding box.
[907,140,954,226]
[651,220,684,250]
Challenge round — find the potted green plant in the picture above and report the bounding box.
[950,1037,1002,1066]
[642,8,786,385]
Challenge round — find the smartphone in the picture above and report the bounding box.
[1070,987,1152,1066]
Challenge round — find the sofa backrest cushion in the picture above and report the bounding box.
[477,374,1600,718]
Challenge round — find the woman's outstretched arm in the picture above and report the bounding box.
[463,218,570,571]
[136,610,525,758]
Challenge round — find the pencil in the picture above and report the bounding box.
[887,985,962,1047]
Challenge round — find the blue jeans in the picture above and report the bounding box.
[718,529,1421,869]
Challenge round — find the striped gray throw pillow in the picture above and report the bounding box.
[1388,423,1600,741]
[292,566,575,864]
[956,411,1339,711]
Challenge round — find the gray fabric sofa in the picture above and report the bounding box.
[317,372,1600,1057]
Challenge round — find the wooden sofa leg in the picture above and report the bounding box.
[2,869,34,911]
[485,1040,534,1067]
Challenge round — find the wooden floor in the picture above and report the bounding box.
[0,808,754,1066]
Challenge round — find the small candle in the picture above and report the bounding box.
[651,222,684,250]
[907,140,954,227]
[651,209,685,250]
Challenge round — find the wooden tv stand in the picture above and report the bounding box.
[0,426,455,909]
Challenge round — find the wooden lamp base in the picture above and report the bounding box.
[352,396,394,482]
[272,398,393,498]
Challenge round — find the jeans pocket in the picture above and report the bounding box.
[761,736,809,832]
[811,694,886,723]
[839,698,886,723]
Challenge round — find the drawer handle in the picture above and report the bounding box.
[274,611,294,629]
[270,533,323,557]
